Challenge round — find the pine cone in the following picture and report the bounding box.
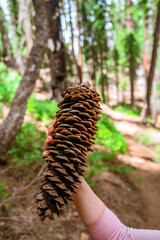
[35,82,101,221]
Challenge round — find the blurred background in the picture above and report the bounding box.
[0,0,160,239]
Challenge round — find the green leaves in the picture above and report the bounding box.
[8,122,46,166]
[27,97,59,126]
[0,62,22,103]
[95,114,127,154]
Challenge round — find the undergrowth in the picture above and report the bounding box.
[27,97,59,126]
[8,122,46,167]
[85,115,128,184]
[0,62,22,104]
[113,102,141,118]
[95,114,127,154]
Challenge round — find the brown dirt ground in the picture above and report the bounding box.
[0,105,160,240]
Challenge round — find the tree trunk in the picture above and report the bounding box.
[45,0,66,101]
[0,7,9,61]
[126,0,132,30]
[0,0,48,159]
[68,0,76,65]
[100,51,105,103]
[115,69,119,104]
[76,0,83,83]
[18,0,33,55]
[141,0,160,123]
[129,57,135,107]
[143,13,149,76]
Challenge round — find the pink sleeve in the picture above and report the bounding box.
[87,207,160,240]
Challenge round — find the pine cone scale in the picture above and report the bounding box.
[35,82,101,221]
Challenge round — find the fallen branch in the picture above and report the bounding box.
[0,165,44,207]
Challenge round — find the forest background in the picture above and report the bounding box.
[0,0,160,239]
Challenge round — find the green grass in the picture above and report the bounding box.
[113,102,141,118]
[95,114,127,154]
[155,147,160,163]
[0,62,22,104]
[134,133,155,146]
[27,97,59,126]
[0,181,11,200]
[8,122,46,166]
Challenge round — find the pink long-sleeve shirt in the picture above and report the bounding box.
[88,207,160,240]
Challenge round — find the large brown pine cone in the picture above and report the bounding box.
[35,82,101,221]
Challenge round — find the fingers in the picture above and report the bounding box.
[48,126,54,135]
[43,120,56,157]
[48,120,56,135]
[45,135,52,148]
[43,150,50,157]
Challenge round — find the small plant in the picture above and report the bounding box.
[113,102,141,118]
[87,150,110,177]
[8,122,46,166]
[95,114,127,154]
[0,181,11,200]
[155,147,160,163]
[110,165,133,175]
[134,133,155,146]
[133,174,142,187]
[0,62,22,104]
[27,97,59,126]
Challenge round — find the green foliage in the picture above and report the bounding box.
[155,147,160,163]
[134,133,155,146]
[110,165,133,175]
[95,114,127,154]
[113,102,141,118]
[0,62,22,103]
[0,181,11,200]
[8,122,46,166]
[87,150,109,177]
[27,97,59,126]
[124,31,141,68]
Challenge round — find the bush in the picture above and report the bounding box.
[27,97,59,126]
[95,114,127,154]
[8,122,46,166]
[0,62,22,103]
[113,102,141,118]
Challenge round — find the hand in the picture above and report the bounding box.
[43,120,56,157]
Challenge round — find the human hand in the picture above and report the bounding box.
[42,120,56,158]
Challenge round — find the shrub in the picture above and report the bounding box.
[27,97,59,126]
[95,114,127,154]
[0,62,22,103]
[8,122,46,166]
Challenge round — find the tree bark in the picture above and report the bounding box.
[129,57,135,107]
[18,0,33,55]
[76,0,83,83]
[0,0,48,159]
[141,0,160,122]
[126,0,132,30]
[68,0,76,64]
[143,13,149,76]
[45,0,66,101]
[0,7,9,61]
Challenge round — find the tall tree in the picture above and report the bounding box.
[126,0,132,30]
[8,0,25,73]
[141,0,160,122]
[76,0,83,83]
[68,0,76,65]
[18,0,33,55]
[0,7,10,61]
[0,0,48,159]
[45,0,66,100]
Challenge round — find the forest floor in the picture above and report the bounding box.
[0,103,160,240]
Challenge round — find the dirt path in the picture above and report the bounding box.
[0,104,160,240]
[101,103,160,229]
